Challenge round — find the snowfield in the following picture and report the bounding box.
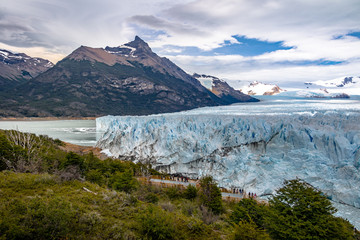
[96,96,360,227]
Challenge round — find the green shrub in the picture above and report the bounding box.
[144,192,159,204]
[0,196,79,240]
[198,175,223,214]
[85,169,105,185]
[109,170,138,193]
[230,198,269,229]
[166,186,182,200]
[137,206,178,240]
[184,184,198,200]
[233,220,271,240]
[60,152,85,171]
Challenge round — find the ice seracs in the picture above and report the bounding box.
[96,99,360,210]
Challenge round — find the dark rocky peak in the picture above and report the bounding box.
[127,36,150,48]
[125,36,153,55]
[337,77,354,87]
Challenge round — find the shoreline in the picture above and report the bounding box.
[59,141,109,160]
[0,117,98,121]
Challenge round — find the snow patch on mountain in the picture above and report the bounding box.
[0,50,9,57]
[239,81,285,95]
[105,45,137,58]
[193,73,225,88]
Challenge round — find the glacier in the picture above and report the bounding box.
[96,97,360,211]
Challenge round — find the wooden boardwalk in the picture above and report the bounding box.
[138,176,261,202]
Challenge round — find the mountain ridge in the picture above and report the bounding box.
[0,49,53,90]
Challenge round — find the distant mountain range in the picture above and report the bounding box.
[276,76,359,98]
[303,76,360,96]
[0,37,257,118]
[0,49,53,91]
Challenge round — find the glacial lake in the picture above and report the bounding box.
[0,119,100,146]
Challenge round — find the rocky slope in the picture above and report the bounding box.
[0,49,53,90]
[193,73,258,103]
[0,37,255,117]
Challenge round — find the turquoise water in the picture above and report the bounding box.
[0,120,101,146]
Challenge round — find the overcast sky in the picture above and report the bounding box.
[1,0,360,86]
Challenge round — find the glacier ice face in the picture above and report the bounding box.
[96,99,360,208]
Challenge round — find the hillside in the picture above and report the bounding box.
[0,129,358,239]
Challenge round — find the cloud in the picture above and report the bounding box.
[130,15,207,36]
[1,0,360,83]
[0,0,189,59]
[143,0,360,83]
[165,53,360,86]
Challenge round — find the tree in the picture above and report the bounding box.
[137,206,177,240]
[198,175,223,214]
[230,198,268,229]
[184,184,198,200]
[61,152,85,171]
[233,220,271,240]
[266,178,355,240]
[109,170,138,193]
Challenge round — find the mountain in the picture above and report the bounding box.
[0,49,53,91]
[239,81,285,95]
[193,73,258,103]
[0,37,255,118]
[303,76,360,96]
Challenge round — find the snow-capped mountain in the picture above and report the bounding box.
[239,81,285,95]
[193,73,258,103]
[0,49,53,89]
[303,76,360,96]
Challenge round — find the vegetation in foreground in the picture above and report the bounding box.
[0,130,359,239]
